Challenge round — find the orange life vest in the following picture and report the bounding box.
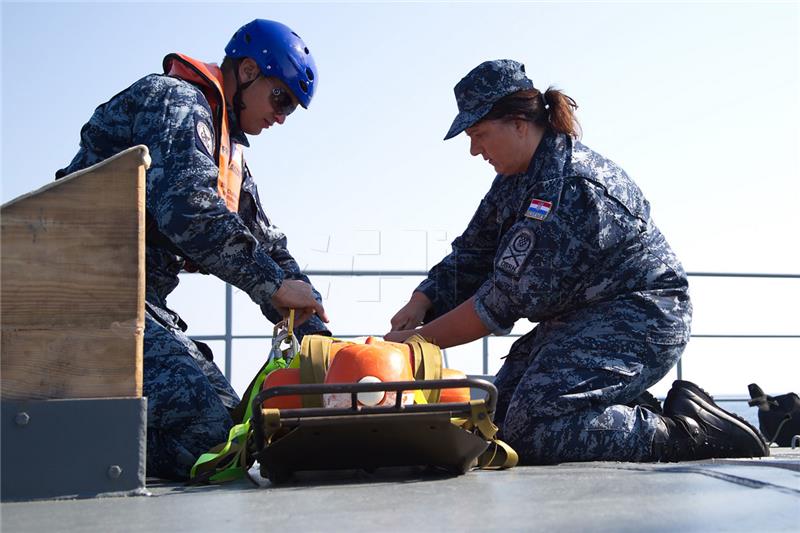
[163,53,243,212]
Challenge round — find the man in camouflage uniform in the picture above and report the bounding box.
[387,60,768,463]
[57,20,329,479]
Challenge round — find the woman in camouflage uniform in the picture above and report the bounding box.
[386,60,767,464]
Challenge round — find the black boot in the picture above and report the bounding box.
[627,390,663,415]
[651,380,769,462]
[652,415,706,462]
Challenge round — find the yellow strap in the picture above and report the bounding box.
[413,389,428,405]
[469,400,498,440]
[261,408,282,443]
[478,439,519,469]
[450,401,518,470]
[298,335,334,407]
[287,309,295,342]
[404,334,443,403]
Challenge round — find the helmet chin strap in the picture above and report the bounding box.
[231,60,258,127]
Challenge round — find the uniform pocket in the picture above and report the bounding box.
[646,329,690,345]
[601,359,644,378]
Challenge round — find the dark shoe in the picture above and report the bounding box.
[748,383,800,447]
[654,380,769,461]
[627,390,663,415]
[652,414,707,462]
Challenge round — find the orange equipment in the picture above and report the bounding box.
[323,343,415,408]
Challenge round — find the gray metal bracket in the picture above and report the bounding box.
[1,397,147,501]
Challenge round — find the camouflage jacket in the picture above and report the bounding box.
[417,132,692,341]
[57,70,328,336]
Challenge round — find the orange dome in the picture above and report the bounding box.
[323,343,414,408]
[438,368,470,403]
[365,336,415,373]
[261,368,302,409]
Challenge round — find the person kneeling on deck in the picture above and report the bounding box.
[385,60,768,463]
[57,19,330,480]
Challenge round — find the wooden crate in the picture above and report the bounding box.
[1,146,148,399]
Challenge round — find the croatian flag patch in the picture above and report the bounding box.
[526,198,552,220]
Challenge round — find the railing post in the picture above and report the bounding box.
[225,283,233,380]
[185,270,799,394]
[482,337,489,375]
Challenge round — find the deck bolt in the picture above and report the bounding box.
[15,412,30,426]
[108,465,123,479]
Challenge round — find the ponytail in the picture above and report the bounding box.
[540,87,581,138]
[482,87,581,139]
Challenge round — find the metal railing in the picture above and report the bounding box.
[190,271,800,401]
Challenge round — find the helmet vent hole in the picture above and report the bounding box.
[306,68,314,80]
[244,33,251,44]
[304,47,310,54]
[291,31,299,37]
[299,80,308,93]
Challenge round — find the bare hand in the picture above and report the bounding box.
[384,329,417,343]
[389,292,432,331]
[271,279,329,325]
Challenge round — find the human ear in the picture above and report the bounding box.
[514,119,529,138]
[238,58,260,83]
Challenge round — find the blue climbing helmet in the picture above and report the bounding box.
[225,19,317,109]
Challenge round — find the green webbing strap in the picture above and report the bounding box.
[189,357,287,483]
[228,321,297,424]
[189,421,250,483]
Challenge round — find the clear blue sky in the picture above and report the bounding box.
[2,1,798,395]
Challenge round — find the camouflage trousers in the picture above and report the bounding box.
[494,315,686,464]
[143,306,239,480]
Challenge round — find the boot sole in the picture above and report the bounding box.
[666,380,769,457]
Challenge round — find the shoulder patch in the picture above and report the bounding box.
[195,119,214,157]
[525,198,552,221]
[497,228,535,276]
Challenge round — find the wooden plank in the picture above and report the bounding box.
[1,146,148,399]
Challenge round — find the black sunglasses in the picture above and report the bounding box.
[270,86,297,116]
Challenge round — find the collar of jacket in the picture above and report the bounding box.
[225,105,250,147]
[162,53,250,148]
[524,130,571,185]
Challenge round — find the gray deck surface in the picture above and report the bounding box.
[3,449,798,532]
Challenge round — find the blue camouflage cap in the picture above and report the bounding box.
[444,59,534,140]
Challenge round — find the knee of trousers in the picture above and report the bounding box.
[505,339,686,421]
[504,405,661,464]
[146,418,233,480]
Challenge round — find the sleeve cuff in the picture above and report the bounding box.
[415,278,438,304]
[295,314,331,338]
[254,267,286,305]
[473,281,516,335]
